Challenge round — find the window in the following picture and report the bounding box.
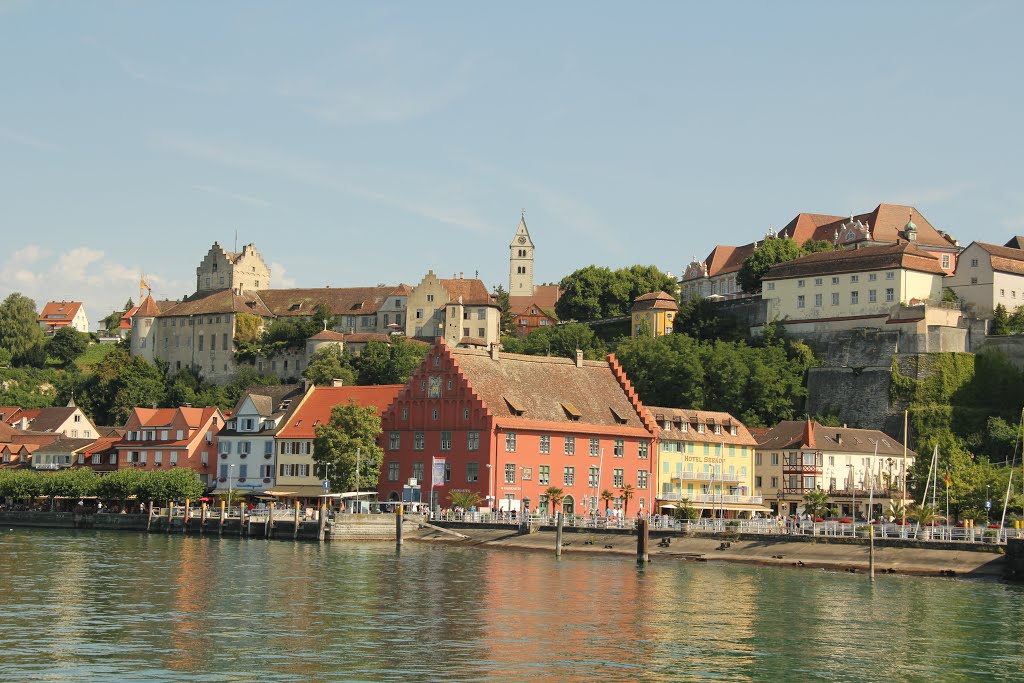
[970,277,978,284]
[426,294,434,302]
[868,289,877,303]
[755,476,762,488]
[886,288,894,302]
[402,407,408,420]
[797,279,805,288]
[264,441,273,456]
[971,258,979,267]
[831,292,839,306]
[771,453,779,466]
[467,431,479,450]
[504,463,516,483]
[613,469,624,487]
[412,462,424,482]
[505,432,517,452]
[466,462,479,482]
[766,282,775,291]
[389,432,400,450]
[414,432,425,450]
[755,453,762,465]
[639,442,648,459]
[814,293,822,307]
[771,476,778,488]
[814,278,822,286]
[614,439,624,457]
[851,291,859,304]
[942,255,951,269]
[463,408,470,420]
[638,470,648,489]
[886,271,894,280]
[154,451,163,466]
[590,438,600,456]
[589,466,599,487]
[431,408,439,420]
[539,465,550,485]
[797,295,805,309]
[832,276,840,284]
[388,462,400,481]
[521,467,532,480]
[540,435,550,454]
[563,467,575,486]
[440,431,452,450]
[850,275,859,283]
[238,464,247,479]
[564,436,575,455]
[868,273,877,281]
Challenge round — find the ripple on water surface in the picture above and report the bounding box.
[0,528,1022,682]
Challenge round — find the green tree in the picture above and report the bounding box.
[556,265,677,322]
[514,322,607,360]
[991,304,1011,335]
[311,303,337,331]
[910,503,945,539]
[0,293,46,367]
[75,347,166,425]
[234,312,263,345]
[99,309,124,335]
[492,284,515,335]
[222,367,280,408]
[601,489,614,515]
[355,337,428,386]
[312,401,384,493]
[448,490,484,510]
[802,489,830,518]
[801,239,835,254]
[304,346,357,387]
[124,298,135,311]
[675,498,699,521]
[95,468,144,502]
[544,486,565,515]
[737,238,803,294]
[49,327,88,365]
[676,297,744,342]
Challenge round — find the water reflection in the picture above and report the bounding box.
[0,529,1022,682]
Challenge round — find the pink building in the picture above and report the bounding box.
[115,407,224,486]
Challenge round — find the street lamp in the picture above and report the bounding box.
[776,490,783,517]
[228,463,235,505]
[847,463,856,525]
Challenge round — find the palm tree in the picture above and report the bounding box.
[620,485,635,518]
[802,489,830,519]
[601,489,614,515]
[545,487,565,517]
[910,503,945,539]
[886,500,907,523]
[448,490,483,511]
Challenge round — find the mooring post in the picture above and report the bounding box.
[318,501,327,542]
[266,502,274,538]
[293,503,301,540]
[183,499,191,535]
[167,502,174,534]
[396,504,404,548]
[555,511,564,557]
[200,502,207,535]
[146,500,154,532]
[240,502,246,537]
[219,501,225,536]
[869,524,875,581]
[637,517,650,564]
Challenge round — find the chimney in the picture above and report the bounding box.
[490,343,500,361]
[332,378,345,387]
[575,349,584,368]
[459,272,464,279]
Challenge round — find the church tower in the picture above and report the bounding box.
[509,214,535,294]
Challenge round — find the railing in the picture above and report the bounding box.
[670,472,744,483]
[425,510,1024,544]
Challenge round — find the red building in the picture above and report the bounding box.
[115,407,224,486]
[378,341,658,515]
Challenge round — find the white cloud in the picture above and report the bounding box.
[270,262,297,289]
[12,244,50,263]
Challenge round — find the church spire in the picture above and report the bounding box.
[509,212,535,294]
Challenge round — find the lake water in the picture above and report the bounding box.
[1,528,1022,682]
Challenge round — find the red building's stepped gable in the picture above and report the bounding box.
[378,340,658,515]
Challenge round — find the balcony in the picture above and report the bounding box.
[659,492,762,505]
[670,471,743,483]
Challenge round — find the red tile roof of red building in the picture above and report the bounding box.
[277,385,403,439]
[38,301,82,323]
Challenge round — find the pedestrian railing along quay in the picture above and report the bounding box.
[431,511,1024,545]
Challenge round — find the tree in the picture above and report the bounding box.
[75,347,166,425]
[910,503,945,539]
[234,312,263,345]
[601,489,614,515]
[312,401,384,493]
[311,303,337,331]
[676,297,744,342]
[0,293,45,367]
[801,239,835,254]
[556,265,677,322]
[802,489,830,518]
[675,498,699,521]
[512,322,607,360]
[620,484,635,517]
[124,298,135,311]
[737,238,803,294]
[303,346,357,386]
[99,310,124,335]
[991,304,1011,335]
[49,327,88,365]
[492,285,515,335]
[355,337,428,386]
[544,486,565,515]
[448,490,483,510]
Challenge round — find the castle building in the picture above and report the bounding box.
[196,242,270,294]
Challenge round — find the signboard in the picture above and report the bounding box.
[432,457,446,487]
[323,480,330,491]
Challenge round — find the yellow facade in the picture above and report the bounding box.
[631,309,675,337]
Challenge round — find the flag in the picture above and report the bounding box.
[140,277,151,291]
[945,471,951,489]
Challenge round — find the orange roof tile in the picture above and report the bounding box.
[38,301,82,323]
[277,385,403,439]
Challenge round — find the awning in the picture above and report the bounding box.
[698,503,773,512]
[659,504,677,509]
[263,486,328,498]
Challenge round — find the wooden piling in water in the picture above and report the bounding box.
[293,503,301,540]
[555,512,564,557]
[183,499,191,535]
[200,503,207,535]
[637,518,650,564]
[396,505,404,547]
[318,502,327,542]
[219,501,225,536]
[167,502,173,534]
[266,502,274,538]
[146,501,154,532]
[239,502,246,537]
[869,525,875,581]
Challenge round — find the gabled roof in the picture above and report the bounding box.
[756,420,916,457]
[308,330,347,342]
[445,347,652,433]
[1004,236,1024,250]
[0,407,23,423]
[647,406,758,446]
[38,301,83,323]
[701,243,758,278]
[136,295,162,317]
[33,435,98,454]
[258,286,402,317]
[439,279,496,306]
[782,204,955,250]
[763,243,945,281]
[974,242,1024,276]
[509,284,561,313]
[278,385,402,439]
[22,407,80,433]
[231,385,305,420]
[159,289,272,317]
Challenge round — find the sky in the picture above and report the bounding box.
[2,1,1023,325]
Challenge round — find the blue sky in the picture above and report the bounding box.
[2,1,1023,323]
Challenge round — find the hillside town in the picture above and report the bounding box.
[2,205,1024,526]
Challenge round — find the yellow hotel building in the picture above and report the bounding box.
[648,407,766,518]
[631,291,678,337]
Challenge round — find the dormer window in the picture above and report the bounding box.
[560,402,581,421]
[714,424,721,435]
[504,397,526,417]
[610,407,628,425]
[730,426,738,436]
[697,423,705,434]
